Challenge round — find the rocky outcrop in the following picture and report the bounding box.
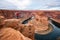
[0,10,60,39]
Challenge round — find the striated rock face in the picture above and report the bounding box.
[2,19,35,40]
[0,10,60,23]
[0,28,32,40]
[32,11,60,35]
[0,17,35,40]
[3,19,21,29]
[31,11,52,35]
[0,10,60,40]
[44,11,60,23]
[18,24,35,40]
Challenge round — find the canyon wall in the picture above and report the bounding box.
[0,10,60,40]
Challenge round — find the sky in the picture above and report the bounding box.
[0,0,60,10]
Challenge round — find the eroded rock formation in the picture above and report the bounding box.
[0,10,60,40]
